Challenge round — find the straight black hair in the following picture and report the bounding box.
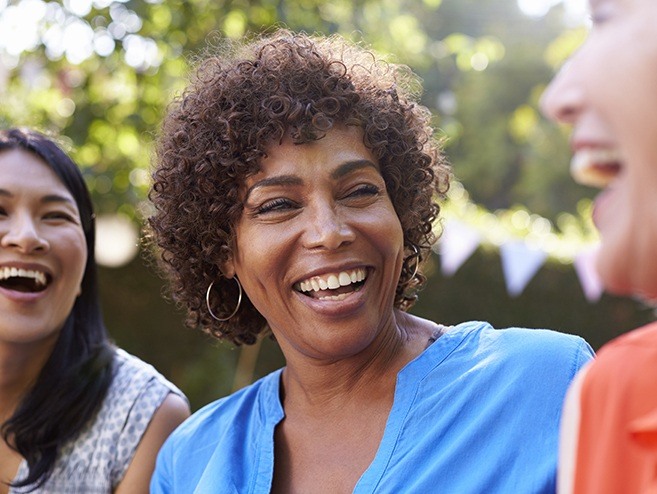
[0,127,114,490]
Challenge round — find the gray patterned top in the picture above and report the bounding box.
[11,349,186,494]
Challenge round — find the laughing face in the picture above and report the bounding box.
[0,149,87,348]
[540,0,657,300]
[226,126,404,361]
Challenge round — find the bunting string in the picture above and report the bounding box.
[434,182,604,301]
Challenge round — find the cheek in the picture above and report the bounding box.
[68,234,88,289]
[596,27,657,132]
[232,227,287,294]
[596,180,657,297]
[371,206,404,265]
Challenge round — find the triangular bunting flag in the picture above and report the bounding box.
[573,244,604,303]
[499,240,548,297]
[436,220,482,277]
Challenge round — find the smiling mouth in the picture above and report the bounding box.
[571,148,623,188]
[294,268,367,301]
[0,267,49,293]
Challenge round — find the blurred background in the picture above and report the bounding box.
[1,0,653,411]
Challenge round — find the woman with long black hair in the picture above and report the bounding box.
[0,127,189,493]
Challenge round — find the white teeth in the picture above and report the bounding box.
[571,148,623,188]
[327,275,340,289]
[339,272,351,285]
[296,268,367,294]
[0,267,47,286]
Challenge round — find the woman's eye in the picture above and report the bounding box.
[44,211,77,223]
[346,184,381,199]
[589,12,609,25]
[253,198,297,215]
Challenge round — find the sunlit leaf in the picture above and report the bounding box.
[223,9,247,39]
[508,104,538,143]
[544,27,587,68]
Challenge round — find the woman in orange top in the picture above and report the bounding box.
[541,0,657,492]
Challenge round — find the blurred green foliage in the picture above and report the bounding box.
[1,0,587,221]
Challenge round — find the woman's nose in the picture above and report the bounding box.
[0,217,49,254]
[540,59,584,125]
[303,203,356,251]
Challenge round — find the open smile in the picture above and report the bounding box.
[0,267,50,293]
[571,148,623,188]
[294,268,368,301]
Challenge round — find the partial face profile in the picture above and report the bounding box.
[225,126,404,360]
[540,0,657,300]
[0,149,87,346]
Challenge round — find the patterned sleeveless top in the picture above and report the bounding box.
[11,349,186,493]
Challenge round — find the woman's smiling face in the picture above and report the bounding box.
[226,126,404,361]
[540,0,657,300]
[0,149,87,348]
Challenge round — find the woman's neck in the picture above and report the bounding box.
[279,310,436,413]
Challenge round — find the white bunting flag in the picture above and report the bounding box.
[436,220,482,277]
[499,240,548,297]
[574,244,604,302]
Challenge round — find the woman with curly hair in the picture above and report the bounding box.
[149,29,593,493]
[0,128,189,493]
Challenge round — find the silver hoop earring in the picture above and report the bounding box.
[405,244,420,280]
[206,277,243,322]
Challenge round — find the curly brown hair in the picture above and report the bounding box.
[149,29,450,346]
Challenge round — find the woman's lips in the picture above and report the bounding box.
[0,284,49,303]
[570,148,623,188]
[292,267,370,316]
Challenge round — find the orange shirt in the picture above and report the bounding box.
[571,322,657,494]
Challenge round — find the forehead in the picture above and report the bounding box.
[255,126,376,177]
[0,148,73,199]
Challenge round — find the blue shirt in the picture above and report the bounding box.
[152,321,593,493]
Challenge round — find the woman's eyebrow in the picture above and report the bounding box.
[0,189,74,204]
[245,175,303,201]
[41,194,75,205]
[244,159,378,201]
[331,159,378,180]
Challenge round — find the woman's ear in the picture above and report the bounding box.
[221,246,236,279]
[217,245,235,279]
